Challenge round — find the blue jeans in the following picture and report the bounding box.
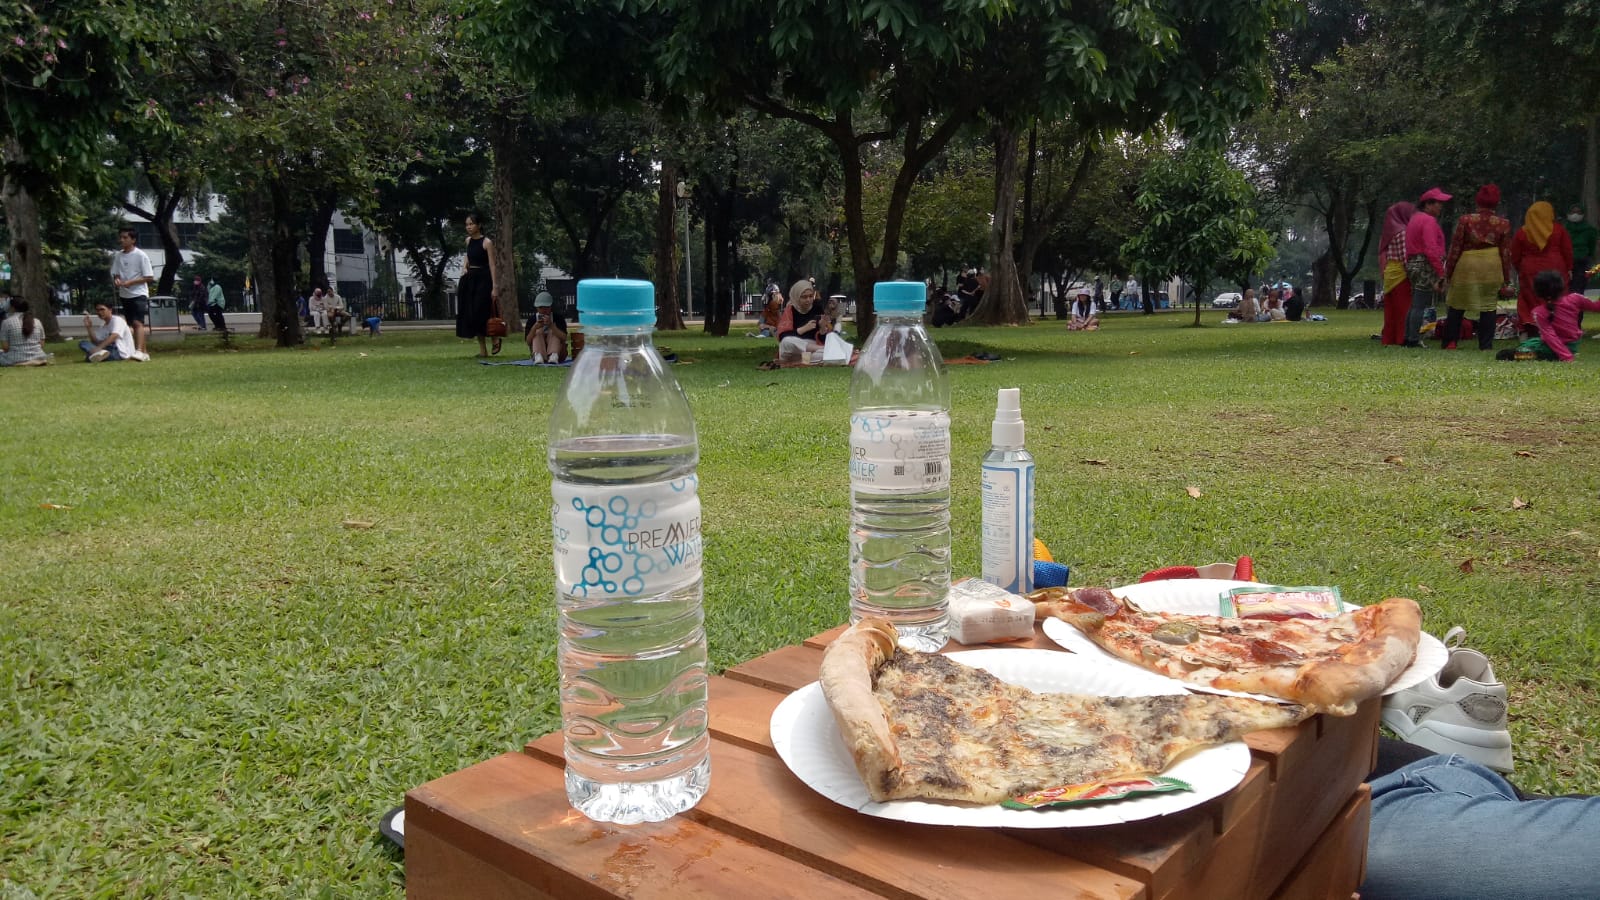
[1363,755,1600,899]
[79,340,125,362]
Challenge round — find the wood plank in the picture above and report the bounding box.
[706,674,788,754]
[1270,786,1371,900]
[532,732,1144,899]
[1245,701,1379,899]
[724,643,824,693]
[406,752,880,900]
[1008,805,1213,899]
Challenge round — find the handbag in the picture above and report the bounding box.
[486,299,508,338]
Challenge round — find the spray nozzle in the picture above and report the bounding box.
[991,388,1025,448]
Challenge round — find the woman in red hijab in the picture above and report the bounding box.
[1378,202,1416,345]
[1509,201,1572,335]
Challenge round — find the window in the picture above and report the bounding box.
[332,228,366,255]
[177,223,207,247]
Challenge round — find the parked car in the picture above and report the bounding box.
[1211,292,1241,309]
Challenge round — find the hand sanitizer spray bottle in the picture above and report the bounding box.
[981,388,1035,594]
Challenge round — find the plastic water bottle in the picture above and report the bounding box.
[981,388,1035,594]
[848,281,951,651]
[548,279,709,824]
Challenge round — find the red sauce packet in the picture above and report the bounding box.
[1002,776,1191,810]
[1221,585,1344,620]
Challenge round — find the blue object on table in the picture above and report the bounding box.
[1033,561,1070,589]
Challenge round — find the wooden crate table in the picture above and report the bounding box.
[406,624,1378,899]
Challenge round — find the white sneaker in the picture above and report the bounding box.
[531,353,545,364]
[130,350,150,362]
[88,349,110,362]
[1382,627,1513,772]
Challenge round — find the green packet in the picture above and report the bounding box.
[1220,585,1343,620]
[1002,776,1191,810]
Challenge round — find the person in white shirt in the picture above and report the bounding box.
[79,301,143,362]
[110,227,155,354]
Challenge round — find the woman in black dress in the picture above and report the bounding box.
[456,213,501,356]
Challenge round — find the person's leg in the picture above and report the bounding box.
[79,339,98,361]
[1363,754,1600,900]
[476,336,488,357]
[1475,311,1496,350]
[1440,307,1463,347]
[778,336,807,365]
[1405,281,1433,345]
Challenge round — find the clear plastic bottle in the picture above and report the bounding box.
[848,281,951,651]
[981,388,1035,594]
[547,279,709,824]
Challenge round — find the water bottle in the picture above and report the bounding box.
[548,279,709,824]
[981,388,1035,594]
[849,281,951,651]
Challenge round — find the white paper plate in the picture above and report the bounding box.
[1040,580,1449,702]
[768,648,1251,828]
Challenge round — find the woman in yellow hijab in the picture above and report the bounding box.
[1510,201,1573,335]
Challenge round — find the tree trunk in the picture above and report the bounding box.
[306,191,337,295]
[700,205,714,326]
[1,138,58,340]
[122,170,186,296]
[270,179,304,348]
[1311,252,1337,319]
[244,186,278,340]
[653,160,684,329]
[972,124,1027,325]
[1583,113,1598,222]
[489,130,523,331]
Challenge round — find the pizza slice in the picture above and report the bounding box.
[819,618,1308,805]
[1033,587,1422,716]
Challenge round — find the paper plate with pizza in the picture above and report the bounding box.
[1036,579,1448,714]
[770,618,1308,827]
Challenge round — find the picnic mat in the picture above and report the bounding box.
[478,359,570,367]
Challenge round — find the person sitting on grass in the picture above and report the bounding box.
[1,298,51,366]
[751,282,782,338]
[526,291,568,364]
[1066,291,1099,330]
[1497,269,1600,361]
[1264,296,1287,321]
[79,301,140,362]
[1227,288,1259,322]
[776,278,825,366]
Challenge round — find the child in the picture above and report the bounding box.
[1498,269,1600,361]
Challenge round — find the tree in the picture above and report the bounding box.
[361,144,488,318]
[191,0,447,346]
[3,0,164,338]
[1123,147,1275,327]
[1383,0,1600,220]
[476,0,1295,338]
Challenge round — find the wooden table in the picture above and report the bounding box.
[405,625,1379,899]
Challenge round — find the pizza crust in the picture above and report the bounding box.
[818,617,902,799]
[1040,591,1423,715]
[1215,598,1421,715]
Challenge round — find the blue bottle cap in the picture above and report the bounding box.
[577,279,656,327]
[874,281,926,314]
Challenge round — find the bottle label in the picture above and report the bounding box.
[850,410,951,494]
[552,475,702,597]
[981,462,1035,594]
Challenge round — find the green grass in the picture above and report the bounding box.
[4,310,1598,896]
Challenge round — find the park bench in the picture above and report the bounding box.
[404,621,1376,899]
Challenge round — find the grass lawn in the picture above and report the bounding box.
[4,309,1598,896]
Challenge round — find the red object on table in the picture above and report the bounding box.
[1140,555,1254,583]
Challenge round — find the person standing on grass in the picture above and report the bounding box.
[0,298,50,366]
[1377,202,1416,345]
[110,226,154,356]
[1440,185,1512,351]
[456,212,501,357]
[1402,188,1451,348]
[206,280,228,332]
[1509,201,1572,337]
[79,301,138,362]
[1567,204,1596,294]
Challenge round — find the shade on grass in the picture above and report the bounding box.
[3,310,1597,895]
